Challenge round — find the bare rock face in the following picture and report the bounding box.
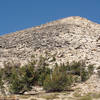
[0,16,100,67]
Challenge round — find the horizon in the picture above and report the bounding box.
[0,16,99,36]
[0,0,100,35]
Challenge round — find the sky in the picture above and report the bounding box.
[0,0,100,35]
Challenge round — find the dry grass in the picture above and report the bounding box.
[78,95,92,100]
[17,95,31,99]
[40,93,59,100]
[91,93,100,99]
[73,89,81,97]
[30,98,37,100]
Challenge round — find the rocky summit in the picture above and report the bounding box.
[0,16,100,67]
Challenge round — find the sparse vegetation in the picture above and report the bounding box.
[0,69,5,95]
[73,89,81,97]
[36,66,51,86]
[9,64,35,94]
[43,61,94,92]
[97,65,100,78]
[92,93,100,99]
[76,92,100,100]
[40,93,59,100]
[0,55,94,95]
[43,65,74,92]
[78,95,92,100]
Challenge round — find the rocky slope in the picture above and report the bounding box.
[0,16,100,67]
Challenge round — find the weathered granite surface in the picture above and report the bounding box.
[0,16,100,67]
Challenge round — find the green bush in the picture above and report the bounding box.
[43,61,94,92]
[9,63,35,94]
[6,58,51,94]
[43,66,74,92]
[98,70,100,77]
[9,70,23,94]
[66,61,93,82]
[80,64,94,82]
[36,66,51,86]
[80,68,89,82]
[0,56,94,94]
[3,61,21,81]
[88,65,94,75]
[0,69,5,94]
[69,61,82,76]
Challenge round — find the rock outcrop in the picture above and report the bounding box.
[0,16,100,67]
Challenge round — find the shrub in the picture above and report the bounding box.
[43,66,74,92]
[3,61,21,81]
[98,70,100,77]
[0,69,5,94]
[36,66,51,86]
[30,55,51,86]
[80,68,89,82]
[9,70,23,94]
[8,59,51,94]
[88,64,94,75]
[43,61,94,92]
[97,66,100,69]
[9,63,36,94]
[0,56,94,94]
[66,61,93,82]
[80,64,94,82]
[79,95,92,100]
[69,61,82,76]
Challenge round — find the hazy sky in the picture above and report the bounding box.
[0,0,100,35]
